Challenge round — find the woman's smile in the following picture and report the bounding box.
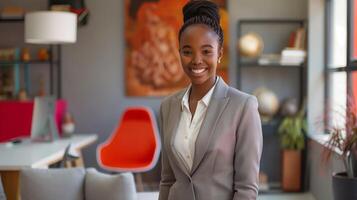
[190,67,208,76]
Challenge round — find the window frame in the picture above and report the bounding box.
[325,0,357,130]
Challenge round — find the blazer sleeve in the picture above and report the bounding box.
[233,96,263,200]
[158,103,176,200]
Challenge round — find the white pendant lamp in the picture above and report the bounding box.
[25,11,77,44]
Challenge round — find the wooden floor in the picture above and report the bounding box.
[137,192,316,200]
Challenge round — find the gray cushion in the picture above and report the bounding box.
[85,168,137,200]
[20,168,85,200]
[0,175,6,200]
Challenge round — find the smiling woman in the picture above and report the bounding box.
[158,1,263,200]
[179,24,222,87]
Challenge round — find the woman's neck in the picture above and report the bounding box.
[190,76,216,101]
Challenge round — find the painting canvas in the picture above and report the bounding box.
[353,0,357,60]
[125,0,229,96]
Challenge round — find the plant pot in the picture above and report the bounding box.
[332,172,357,200]
[281,149,301,192]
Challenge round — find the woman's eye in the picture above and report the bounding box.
[182,50,192,55]
[203,50,212,55]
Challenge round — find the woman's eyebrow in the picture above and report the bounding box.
[201,44,213,48]
[181,45,191,49]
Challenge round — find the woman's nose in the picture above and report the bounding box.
[192,54,202,65]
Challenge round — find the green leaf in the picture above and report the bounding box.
[278,114,307,150]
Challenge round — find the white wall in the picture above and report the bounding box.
[307,0,325,135]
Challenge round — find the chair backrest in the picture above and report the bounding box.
[20,168,137,200]
[20,168,85,200]
[97,106,161,172]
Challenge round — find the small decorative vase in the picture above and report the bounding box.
[62,112,75,137]
[21,48,31,62]
[38,48,49,61]
[17,88,28,101]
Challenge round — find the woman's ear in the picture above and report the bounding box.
[218,47,223,63]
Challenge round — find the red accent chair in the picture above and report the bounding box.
[97,107,161,189]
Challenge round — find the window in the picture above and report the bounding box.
[325,0,357,129]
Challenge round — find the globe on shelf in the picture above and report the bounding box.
[237,32,264,58]
[253,87,280,122]
[280,98,299,117]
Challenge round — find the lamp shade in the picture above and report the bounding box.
[25,11,77,44]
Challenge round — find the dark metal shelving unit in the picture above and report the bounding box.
[0,17,24,22]
[0,18,62,98]
[237,18,307,118]
[240,61,304,68]
[237,19,306,95]
[0,60,60,65]
[237,19,308,194]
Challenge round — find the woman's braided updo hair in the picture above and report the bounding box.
[179,0,224,48]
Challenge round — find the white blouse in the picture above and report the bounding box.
[174,77,218,171]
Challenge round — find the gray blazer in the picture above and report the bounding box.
[158,77,263,200]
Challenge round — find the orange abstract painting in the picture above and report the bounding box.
[125,0,229,96]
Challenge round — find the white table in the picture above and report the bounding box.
[0,134,98,200]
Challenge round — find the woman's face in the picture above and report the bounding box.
[179,24,222,86]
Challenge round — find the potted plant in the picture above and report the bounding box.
[278,104,306,192]
[323,99,357,200]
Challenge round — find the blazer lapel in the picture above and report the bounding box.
[167,90,191,176]
[191,78,230,175]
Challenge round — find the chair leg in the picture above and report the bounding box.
[135,173,144,192]
[73,155,84,167]
[63,151,84,168]
[64,161,70,168]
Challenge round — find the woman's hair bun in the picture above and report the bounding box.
[183,0,220,25]
[179,0,224,47]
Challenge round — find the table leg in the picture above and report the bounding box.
[0,171,20,200]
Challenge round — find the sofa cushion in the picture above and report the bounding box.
[0,175,6,200]
[20,168,85,200]
[85,168,137,200]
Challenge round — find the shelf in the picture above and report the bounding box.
[239,61,304,68]
[0,18,24,23]
[259,182,283,194]
[259,188,284,194]
[262,118,281,127]
[0,60,59,65]
[239,19,306,25]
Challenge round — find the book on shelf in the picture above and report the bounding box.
[50,5,71,12]
[0,6,25,19]
[280,48,306,65]
[288,27,306,50]
[281,48,306,57]
[258,54,281,65]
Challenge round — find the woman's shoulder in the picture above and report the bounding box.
[160,88,186,108]
[225,87,259,114]
[226,86,257,104]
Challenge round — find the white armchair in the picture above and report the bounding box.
[20,168,137,200]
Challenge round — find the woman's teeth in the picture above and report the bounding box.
[192,68,205,74]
